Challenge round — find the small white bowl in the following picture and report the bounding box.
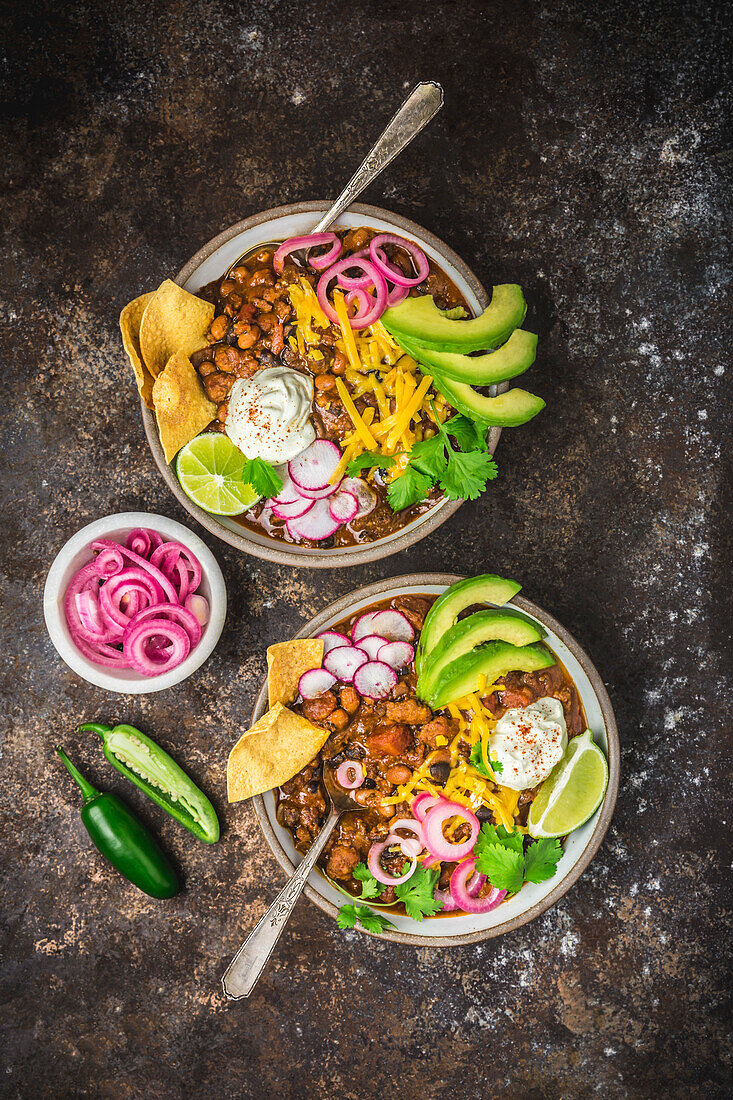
[44,511,227,694]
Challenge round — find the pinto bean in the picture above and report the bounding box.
[328,708,350,731]
[208,314,229,341]
[203,372,233,403]
[385,764,412,786]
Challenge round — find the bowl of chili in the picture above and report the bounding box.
[249,574,619,945]
[141,202,519,568]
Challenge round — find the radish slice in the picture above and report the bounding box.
[272,475,301,506]
[298,668,337,699]
[353,634,388,660]
[352,608,414,643]
[324,645,369,683]
[315,630,351,656]
[339,477,377,518]
[377,640,414,670]
[271,496,314,520]
[368,609,414,642]
[353,660,398,699]
[285,497,342,541]
[328,490,358,523]
[289,439,341,491]
[298,479,341,501]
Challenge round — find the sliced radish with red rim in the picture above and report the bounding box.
[352,608,414,643]
[285,497,342,541]
[328,491,358,523]
[298,668,337,699]
[354,634,388,660]
[271,496,314,520]
[289,439,341,491]
[353,660,398,700]
[323,645,369,683]
[271,475,301,506]
[377,640,414,670]
[316,630,351,656]
[339,477,377,518]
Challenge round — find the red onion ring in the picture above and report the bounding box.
[98,569,164,632]
[367,839,417,886]
[422,800,479,862]
[450,858,506,914]
[274,232,341,274]
[123,617,191,676]
[386,818,424,858]
[125,602,202,648]
[316,258,388,329]
[369,233,429,288]
[91,539,179,604]
[411,792,443,822]
[335,760,364,790]
[386,283,409,308]
[125,527,162,559]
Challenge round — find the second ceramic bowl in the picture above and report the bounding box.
[142,201,502,568]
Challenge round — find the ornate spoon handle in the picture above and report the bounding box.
[310,81,444,234]
[221,807,341,1000]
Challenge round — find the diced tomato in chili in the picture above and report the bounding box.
[365,724,411,757]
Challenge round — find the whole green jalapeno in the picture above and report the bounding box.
[78,723,220,844]
[56,747,179,899]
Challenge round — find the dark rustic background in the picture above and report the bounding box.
[1,0,731,1096]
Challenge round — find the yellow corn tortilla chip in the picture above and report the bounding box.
[120,292,156,408]
[139,279,215,379]
[227,703,330,802]
[152,351,217,462]
[267,639,324,708]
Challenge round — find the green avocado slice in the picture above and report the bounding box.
[426,641,556,711]
[382,286,527,353]
[429,369,546,427]
[399,329,538,386]
[416,574,522,677]
[417,609,544,702]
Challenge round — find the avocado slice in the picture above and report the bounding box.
[430,369,546,427]
[382,286,527,353]
[416,574,522,677]
[398,329,538,386]
[426,641,556,711]
[417,609,544,702]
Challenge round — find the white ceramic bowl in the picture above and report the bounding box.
[252,575,619,946]
[44,511,227,693]
[142,202,503,568]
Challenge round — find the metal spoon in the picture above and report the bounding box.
[221,761,361,1000]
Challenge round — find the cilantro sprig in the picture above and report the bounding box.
[346,451,396,477]
[241,457,283,498]
[336,904,396,934]
[394,865,444,921]
[352,862,383,900]
[474,824,563,894]
[386,410,498,512]
[469,742,503,778]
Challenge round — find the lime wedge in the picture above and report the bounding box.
[175,435,260,516]
[528,730,608,838]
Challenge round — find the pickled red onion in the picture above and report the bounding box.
[422,800,479,862]
[367,839,417,886]
[274,232,341,274]
[123,618,191,675]
[449,858,506,913]
[369,233,429,287]
[335,760,364,790]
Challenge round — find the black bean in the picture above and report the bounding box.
[329,751,345,765]
[307,781,321,794]
[362,778,377,790]
[429,762,451,784]
[349,744,366,760]
[476,806,495,823]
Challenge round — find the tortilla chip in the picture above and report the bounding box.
[152,351,217,462]
[267,639,324,708]
[120,292,156,408]
[227,702,330,802]
[139,279,215,379]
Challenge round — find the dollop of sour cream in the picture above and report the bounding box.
[225,366,315,464]
[489,696,568,790]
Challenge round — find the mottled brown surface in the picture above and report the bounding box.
[1,1,731,1097]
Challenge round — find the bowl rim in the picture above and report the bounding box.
[251,573,620,946]
[43,510,227,694]
[140,200,502,568]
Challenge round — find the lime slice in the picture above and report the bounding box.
[528,730,608,838]
[175,435,260,516]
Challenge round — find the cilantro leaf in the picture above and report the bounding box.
[346,451,396,477]
[386,465,433,511]
[352,862,383,900]
[241,457,283,499]
[468,742,503,778]
[440,447,499,501]
[475,822,525,855]
[407,432,449,478]
[523,837,563,884]
[355,906,396,934]
[336,904,359,930]
[444,414,488,453]
[394,865,444,921]
[474,843,525,894]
